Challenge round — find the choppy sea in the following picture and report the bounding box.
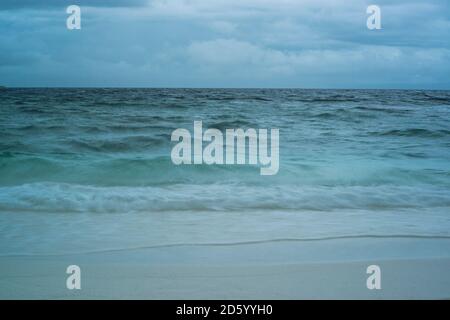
[1,88,449,255]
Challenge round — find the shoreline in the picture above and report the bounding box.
[1,237,449,299]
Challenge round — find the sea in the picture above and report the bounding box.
[0,88,449,255]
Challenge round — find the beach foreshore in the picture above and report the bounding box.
[1,237,449,299]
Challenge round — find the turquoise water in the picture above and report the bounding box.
[0,88,449,254]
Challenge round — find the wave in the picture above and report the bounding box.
[3,234,450,257]
[353,106,412,114]
[0,182,449,213]
[0,155,260,186]
[310,109,376,121]
[206,120,254,130]
[422,92,450,104]
[370,128,450,138]
[68,136,165,152]
[1,153,449,187]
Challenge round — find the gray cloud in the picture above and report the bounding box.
[0,0,449,88]
[0,0,149,10]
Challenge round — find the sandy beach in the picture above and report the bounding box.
[1,237,449,299]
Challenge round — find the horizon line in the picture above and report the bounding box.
[2,86,450,91]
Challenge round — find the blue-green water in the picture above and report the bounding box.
[0,88,449,254]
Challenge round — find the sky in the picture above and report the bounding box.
[0,0,449,88]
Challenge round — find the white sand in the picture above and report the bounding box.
[1,237,449,299]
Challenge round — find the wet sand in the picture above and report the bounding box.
[1,237,449,299]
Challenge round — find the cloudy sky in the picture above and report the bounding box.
[0,0,449,88]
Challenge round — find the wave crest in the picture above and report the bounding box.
[0,183,449,213]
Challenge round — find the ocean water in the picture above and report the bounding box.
[0,88,450,255]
